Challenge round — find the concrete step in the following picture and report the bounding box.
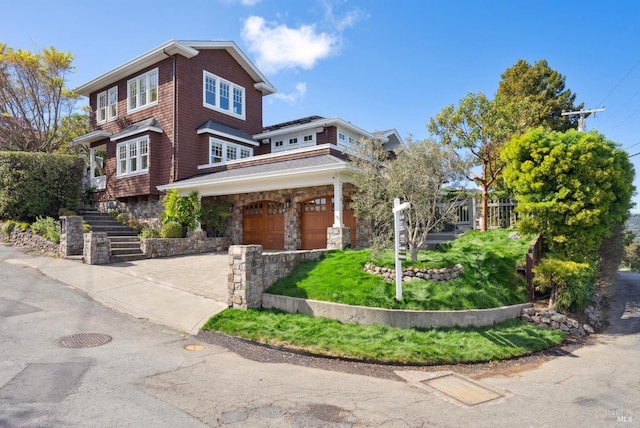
[110,242,142,250]
[111,253,148,263]
[110,248,144,256]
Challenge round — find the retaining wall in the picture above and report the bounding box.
[142,236,231,258]
[262,294,532,329]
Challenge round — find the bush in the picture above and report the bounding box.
[0,152,84,221]
[624,243,640,271]
[533,258,595,312]
[30,216,61,243]
[160,221,183,238]
[58,208,77,217]
[1,220,17,237]
[83,222,92,233]
[115,213,129,224]
[139,226,160,239]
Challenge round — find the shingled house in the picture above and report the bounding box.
[74,40,401,250]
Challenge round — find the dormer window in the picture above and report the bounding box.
[203,71,245,119]
[127,69,158,113]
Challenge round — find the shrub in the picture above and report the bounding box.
[30,216,61,243]
[83,222,92,233]
[161,189,200,236]
[58,208,77,217]
[115,213,129,225]
[624,243,640,272]
[139,226,160,239]
[18,222,29,230]
[1,220,17,237]
[0,152,84,221]
[160,221,183,238]
[533,258,595,312]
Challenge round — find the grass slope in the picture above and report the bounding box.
[267,229,532,310]
[204,309,565,365]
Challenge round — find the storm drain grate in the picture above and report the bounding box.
[55,333,112,348]
[422,374,502,406]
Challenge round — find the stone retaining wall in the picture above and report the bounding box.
[364,263,465,282]
[262,294,532,329]
[1,228,60,256]
[228,245,327,309]
[142,236,231,258]
[84,232,110,265]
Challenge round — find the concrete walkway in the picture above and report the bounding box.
[5,250,229,335]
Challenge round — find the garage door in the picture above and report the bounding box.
[301,196,356,250]
[243,201,284,249]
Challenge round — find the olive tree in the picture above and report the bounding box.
[350,137,469,261]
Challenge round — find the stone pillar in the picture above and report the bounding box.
[84,232,111,265]
[60,216,84,257]
[333,181,343,227]
[228,245,264,309]
[326,227,351,250]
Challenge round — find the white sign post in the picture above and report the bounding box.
[393,198,410,300]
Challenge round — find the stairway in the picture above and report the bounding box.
[77,208,147,263]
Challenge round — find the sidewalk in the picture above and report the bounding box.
[5,252,228,335]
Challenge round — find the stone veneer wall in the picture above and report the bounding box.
[83,232,110,265]
[364,263,465,282]
[204,183,368,250]
[96,199,163,229]
[0,227,60,256]
[327,227,351,250]
[228,245,327,309]
[142,236,231,258]
[59,216,84,257]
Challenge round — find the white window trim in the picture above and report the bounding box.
[337,128,359,152]
[271,132,316,153]
[116,136,150,178]
[198,137,253,169]
[127,68,158,113]
[202,70,246,120]
[107,86,118,121]
[97,91,107,124]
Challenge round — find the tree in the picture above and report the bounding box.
[55,110,90,156]
[0,43,78,152]
[350,137,468,261]
[496,59,583,132]
[428,92,524,231]
[161,190,202,238]
[502,128,635,261]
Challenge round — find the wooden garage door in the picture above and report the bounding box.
[243,201,284,249]
[301,196,356,250]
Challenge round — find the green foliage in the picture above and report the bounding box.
[139,226,160,239]
[349,137,468,260]
[428,93,526,231]
[204,310,565,365]
[0,151,84,221]
[0,43,79,152]
[502,129,635,261]
[30,216,60,243]
[58,208,77,216]
[161,189,201,237]
[200,203,231,237]
[533,258,595,312]
[268,230,532,310]
[115,213,129,224]
[1,220,17,236]
[159,221,183,239]
[82,221,92,233]
[496,59,582,132]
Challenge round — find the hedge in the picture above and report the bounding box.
[0,151,84,221]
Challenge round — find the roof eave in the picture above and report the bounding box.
[254,117,378,140]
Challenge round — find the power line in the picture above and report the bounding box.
[561,107,605,131]
[596,57,640,107]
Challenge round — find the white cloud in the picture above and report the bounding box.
[219,0,261,5]
[242,16,338,74]
[271,82,307,104]
[321,0,368,31]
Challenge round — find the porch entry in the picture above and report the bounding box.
[301,196,356,250]
[242,201,285,249]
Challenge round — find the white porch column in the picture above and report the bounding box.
[333,180,343,227]
[89,147,96,182]
[195,194,203,231]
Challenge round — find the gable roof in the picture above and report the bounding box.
[197,119,259,146]
[75,40,276,96]
[254,116,380,141]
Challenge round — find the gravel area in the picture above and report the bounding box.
[196,330,588,381]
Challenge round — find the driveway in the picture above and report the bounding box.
[107,252,229,303]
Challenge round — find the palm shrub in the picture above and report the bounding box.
[533,257,595,312]
[161,189,201,238]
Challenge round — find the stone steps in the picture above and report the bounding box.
[78,209,145,262]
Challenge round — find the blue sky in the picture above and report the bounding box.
[3,0,640,209]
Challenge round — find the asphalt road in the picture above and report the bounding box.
[1,243,638,427]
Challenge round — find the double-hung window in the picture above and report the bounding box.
[117,137,149,177]
[127,69,158,112]
[209,138,252,165]
[96,86,118,123]
[203,71,245,119]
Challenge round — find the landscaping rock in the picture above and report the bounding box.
[520,307,588,337]
[364,263,465,283]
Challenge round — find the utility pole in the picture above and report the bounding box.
[561,107,605,131]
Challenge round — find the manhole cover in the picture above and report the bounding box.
[422,374,502,406]
[55,333,112,348]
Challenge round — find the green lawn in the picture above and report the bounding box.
[266,229,533,310]
[203,309,565,364]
